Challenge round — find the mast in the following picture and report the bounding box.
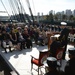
[0,0,33,24]
[8,0,18,21]
[17,0,26,22]
[17,0,32,24]
[26,0,34,25]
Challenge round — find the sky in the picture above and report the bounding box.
[0,0,75,16]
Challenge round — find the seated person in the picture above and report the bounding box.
[69,26,75,35]
[16,27,26,50]
[38,32,45,46]
[44,57,64,75]
[64,48,75,75]
[22,28,32,48]
[49,40,61,57]
[9,28,21,50]
[1,28,12,53]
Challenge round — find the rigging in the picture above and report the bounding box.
[26,0,34,25]
[0,0,10,17]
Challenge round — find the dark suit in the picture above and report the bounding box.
[45,69,64,75]
[49,27,70,58]
[65,58,75,75]
[45,70,59,75]
[22,33,32,48]
[59,27,70,59]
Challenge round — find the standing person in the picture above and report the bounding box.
[59,25,70,59]
[49,24,70,58]
[64,48,75,75]
[44,57,64,75]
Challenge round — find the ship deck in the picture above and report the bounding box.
[1,44,74,75]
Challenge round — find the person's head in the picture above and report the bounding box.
[11,28,15,33]
[24,29,28,34]
[47,57,59,70]
[25,25,28,29]
[17,27,21,32]
[2,28,6,34]
[61,22,67,29]
[68,48,75,59]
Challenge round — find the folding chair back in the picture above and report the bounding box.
[31,50,49,75]
[56,47,64,60]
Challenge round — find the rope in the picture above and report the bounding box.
[0,0,10,16]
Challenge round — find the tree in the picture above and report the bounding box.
[44,15,49,20]
[62,14,67,21]
[73,17,75,22]
[69,15,74,22]
[54,14,58,21]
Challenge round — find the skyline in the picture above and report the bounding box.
[0,0,75,16]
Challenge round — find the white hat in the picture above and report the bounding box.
[17,27,21,29]
[68,48,75,55]
[25,25,28,28]
[43,57,59,67]
[61,22,67,25]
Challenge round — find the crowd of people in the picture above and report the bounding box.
[0,23,67,53]
[0,22,75,75]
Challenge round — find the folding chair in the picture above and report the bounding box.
[31,50,49,75]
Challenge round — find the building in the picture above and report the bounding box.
[61,11,65,15]
[73,10,75,17]
[49,10,54,15]
[0,16,10,21]
[65,9,72,16]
